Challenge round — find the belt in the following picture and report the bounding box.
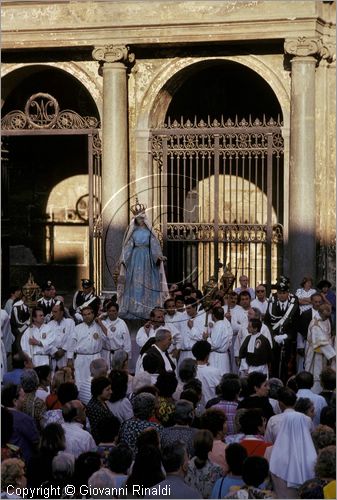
[180,349,192,352]
[212,351,229,354]
[102,348,115,353]
[76,351,101,356]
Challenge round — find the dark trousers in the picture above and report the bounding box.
[271,339,296,382]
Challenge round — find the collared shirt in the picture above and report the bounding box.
[62,421,96,458]
[47,317,75,354]
[296,388,327,427]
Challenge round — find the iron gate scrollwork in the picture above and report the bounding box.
[150,115,284,290]
[1,93,102,293]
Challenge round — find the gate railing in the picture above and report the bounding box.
[150,115,284,289]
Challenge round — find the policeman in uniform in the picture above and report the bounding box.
[264,276,300,381]
[37,281,57,322]
[70,279,101,324]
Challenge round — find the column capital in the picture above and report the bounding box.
[92,44,135,66]
[284,36,335,63]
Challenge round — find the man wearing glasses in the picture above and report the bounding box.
[251,286,268,319]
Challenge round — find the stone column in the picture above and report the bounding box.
[284,37,323,289]
[92,45,135,294]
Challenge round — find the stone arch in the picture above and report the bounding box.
[1,62,102,119]
[137,55,290,130]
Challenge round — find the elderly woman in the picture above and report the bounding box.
[111,350,134,395]
[311,425,336,452]
[117,203,168,320]
[1,458,27,498]
[20,368,46,430]
[160,400,197,457]
[294,397,315,422]
[118,392,162,456]
[86,376,114,444]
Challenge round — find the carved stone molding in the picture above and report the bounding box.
[284,36,335,63]
[284,37,322,58]
[92,45,135,66]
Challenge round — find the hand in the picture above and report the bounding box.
[29,337,41,346]
[225,312,231,321]
[54,349,65,360]
[144,322,151,334]
[274,334,288,345]
[95,317,103,325]
[202,331,209,340]
[67,359,74,369]
[187,319,194,329]
[159,256,167,262]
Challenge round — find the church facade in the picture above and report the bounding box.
[1,1,335,295]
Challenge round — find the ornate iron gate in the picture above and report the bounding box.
[1,93,102,292]
[150,116,284,290]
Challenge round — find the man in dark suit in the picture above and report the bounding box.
[143,328,176,375]
[264,276,300,381]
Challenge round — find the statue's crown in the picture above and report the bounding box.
[130,198,147,216]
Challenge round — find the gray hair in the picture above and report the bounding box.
[251,307,262,320]
[111,350,128,371]
[155,328,171,342]
[174,399,194,425]
[52,452,75,481]
[88,468,116,498]
[21,369,39,393]
[90,358,108,378]
[268,377,284,399]
[178,358,197,383]
[132,392,156,420]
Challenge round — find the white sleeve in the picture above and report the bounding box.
[136,327,150,347]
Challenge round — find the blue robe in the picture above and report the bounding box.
[119,226,163,319]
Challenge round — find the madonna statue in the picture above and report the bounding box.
[117,199,169,319]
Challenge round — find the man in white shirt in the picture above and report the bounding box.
[62,400,96,457]
[203,307,232,372]
[178,298,206,368]
[67,306,106,389]
[265,387,312,443]
[296,371,327,428]
[101,301,131,370]
[21,307,54,367]
[192,340,222,406]
[47,302,75,371]
[234,275,256,299]
[136,307,180,360]
[251,285,268,318]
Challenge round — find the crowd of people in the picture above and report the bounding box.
[1,270,336,499]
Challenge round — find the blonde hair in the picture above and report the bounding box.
[51,367,73,392]
[1,459,25,488]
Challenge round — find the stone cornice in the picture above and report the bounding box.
[92,45,135,65]
[284,36,335,63]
